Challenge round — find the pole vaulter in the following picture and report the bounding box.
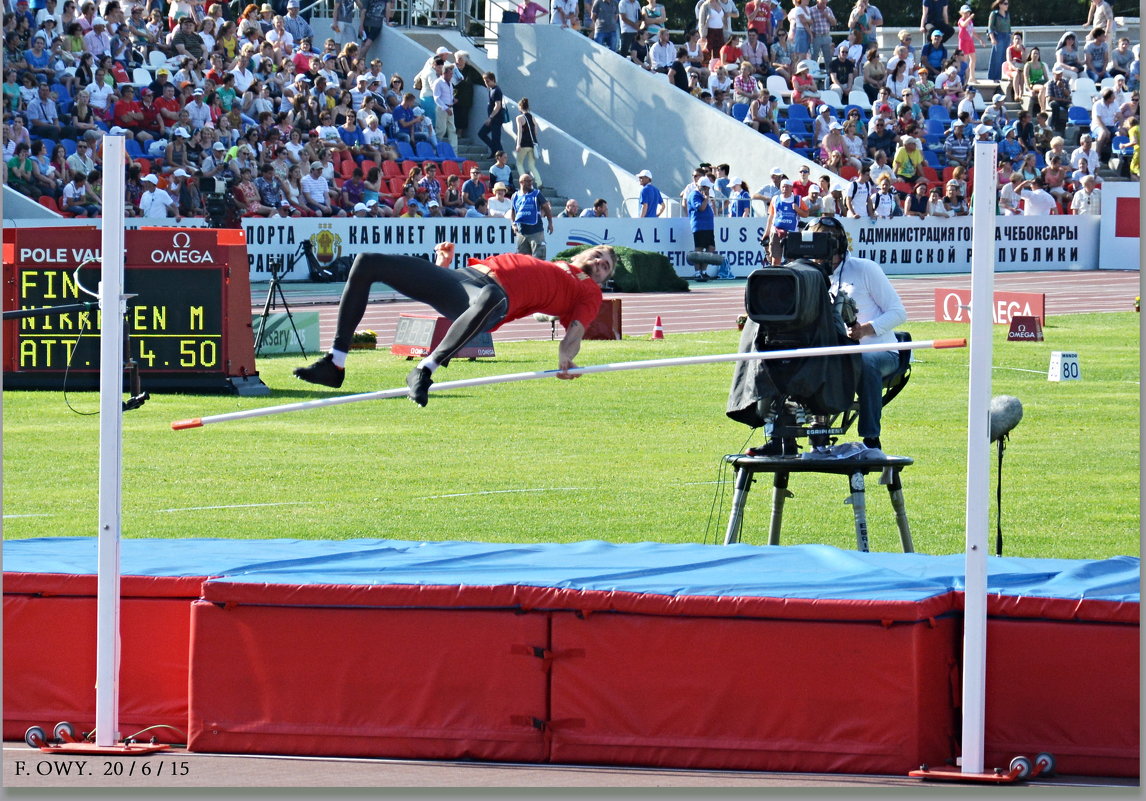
[172,338,965,430]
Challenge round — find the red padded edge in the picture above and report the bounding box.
[197,581,959,622]
[4,572,206,598]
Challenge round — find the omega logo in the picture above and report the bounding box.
[151,231,214,264]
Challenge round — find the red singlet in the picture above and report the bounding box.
[474,253,603,332]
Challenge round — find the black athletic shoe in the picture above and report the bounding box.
[747,437,798,456]
[406,366,433,407]
[293,353,344,388]
[863,437,882,450]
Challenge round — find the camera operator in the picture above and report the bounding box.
[809,217,907,450]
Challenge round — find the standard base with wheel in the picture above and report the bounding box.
[909,753,1055,783]
[24,722,171,756]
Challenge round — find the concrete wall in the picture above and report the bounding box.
[3,187,59,220]
[496,24,822,207]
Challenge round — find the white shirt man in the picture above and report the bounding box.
[1070,176,1102,215]
[650,29,675,71]
[751,168,785,209]
[185,89,211,128]
[67,142,96,175]
[300,162,336,210]
[1019,179,1057,216]
[138,175,176,218]
[1070,136,1098,173]
[230,55,256,93]
[551,0,578,26]
[86,78,115,111]
[432,64,457,147]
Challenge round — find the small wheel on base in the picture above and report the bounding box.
[1035,752,1056,777]
[1009,755,1032,780]
[53,721,77,742]
[24,726,47,749]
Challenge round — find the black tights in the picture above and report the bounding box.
[334,253,509,366]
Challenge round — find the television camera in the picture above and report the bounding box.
[727,222,870,455]
[200,175,239,229]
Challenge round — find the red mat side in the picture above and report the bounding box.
[546,611,960,774]
[4,572,206,598]
[3,595,191,742]
[198,580,957,622]
[982,618,1140,778]
[187,601,549,761]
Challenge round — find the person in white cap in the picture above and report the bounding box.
[83,16,111,58]
[955,4,984,80]
[684,176,716,278]
[283,0,314,43]
[637,169,664,217]
[763,178,805,265]
[751,167,785,210]
[138,173,176,218]
[812,103,835,145]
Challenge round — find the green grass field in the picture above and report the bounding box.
[2,313,1138,560]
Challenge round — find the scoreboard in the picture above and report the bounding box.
[3,227,267,394]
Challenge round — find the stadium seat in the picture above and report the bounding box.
[147,50,168,70]
[766,75,791,101]
[439,160,461,177]
[920,165,939,182]
[414,141,440,162]
[461,159,479,174]
[847,90,870,110]
[819,89,844,110]
[395,140,417,161]
[360,159,377,174]
[435,141,459,161]
[730,102,750,121]
[340,159,356,177]
[60,138,77,156]
[1067,105,1090,133]
[786,104,811,120]
[839,164,859,180]
[135,157,150,175]
[400,159,419,175]
[922,148,942,168]
[132,67,152,87]
[125,138,144,158]
[842,103,867,121]
[381,159,402,178]
[1070,76,1097,96]
[387,176,407,195]
[39,195,69,216]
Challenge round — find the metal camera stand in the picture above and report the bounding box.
[253,250,308,359]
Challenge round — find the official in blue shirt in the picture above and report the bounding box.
[687,177,716,253]
[637,169,664,217]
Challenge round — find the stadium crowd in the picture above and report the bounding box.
[1,0,1139,221]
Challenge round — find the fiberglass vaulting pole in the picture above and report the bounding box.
[960,138,998,774]
[96,134,127,748]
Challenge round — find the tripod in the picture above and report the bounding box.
[254,249,308,359]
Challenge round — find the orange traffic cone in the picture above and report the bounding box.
[651,315,664,340]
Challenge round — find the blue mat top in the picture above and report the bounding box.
[2,537,1139,604]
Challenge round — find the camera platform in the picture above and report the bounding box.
[721,452,914,553]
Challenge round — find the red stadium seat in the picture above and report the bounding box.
[381,160,402,178]
[461,159,479,175]
[839,165,859,180]
[439,160,461,177]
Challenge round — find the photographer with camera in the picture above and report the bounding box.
[811,217,907,451]
[730,216,906,455]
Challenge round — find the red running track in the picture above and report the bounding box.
[278,271,1140,350]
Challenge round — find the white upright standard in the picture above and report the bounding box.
[96,134,127,748]
[960,139,998,774]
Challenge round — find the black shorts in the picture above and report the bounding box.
[692,228,715,250]
[363,23,382,39]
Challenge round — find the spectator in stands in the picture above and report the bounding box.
[742,28,770,77]
[862,43,888,100]
[557,198,581,217]
[920,29,947,79]
[1042,153,1073,207]
[807,0,836,68]
[790,59,821,114]
[300,159,346,216]
[902,177,930,217]
[1083,27,1110,82]
[489,150,513,191]
[733,61,760,105]
[827,41,855,93]
[994,169,1020,213]
[283,0,314,43]
[60,169,100,215]
[1017,175,1056,215]
[868,173,898,217]
[649,28,675,73]
[768,28,793,83]
[580,197,609,217]
[940,178,968,214]
[892,134,924,181]
[997,124,1022,162]
[488,182,513,216]
[1052,31,1081,82]
[460,166,486,210]
[944,118,972,165]
[1091,87,1123,163]
[746,88,778,132]
[866,116,896,158]
[1070,173,1102,214]
[591,0,620,52]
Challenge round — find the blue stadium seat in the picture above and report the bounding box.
[730,102,749,122]
[125,138,144,158]
[435,141,459,160]
[1112,135,1133,155]
[927,104,950,122]
[414,140,441,161]
[60,138,77,156]
[395,140,417,161]
[786,104,811,120]
[924,118,946,137]
[922,148,942,168]
[842,104,868,122]
[1067,105,1090,132]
